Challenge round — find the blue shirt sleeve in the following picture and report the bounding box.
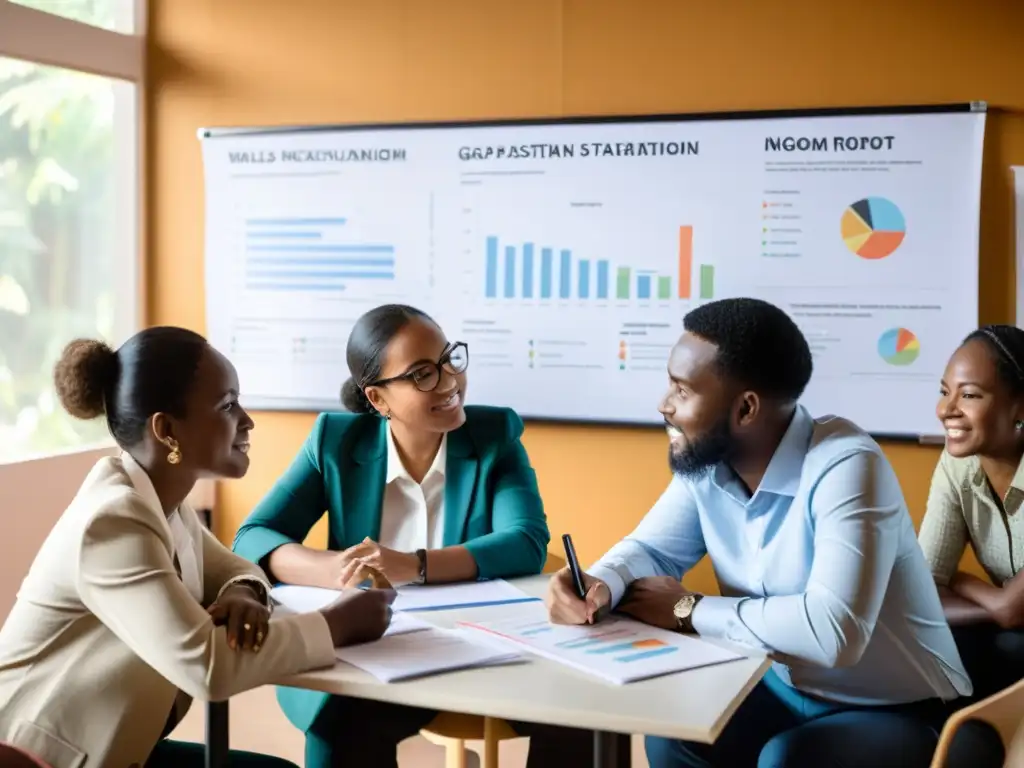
[589,476,707,606]
[691,450,904,668]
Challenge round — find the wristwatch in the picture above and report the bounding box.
[672,593,704,634]
[412,549,428,585]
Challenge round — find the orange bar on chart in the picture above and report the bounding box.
[631,638,668,649]
[678,226,693,299]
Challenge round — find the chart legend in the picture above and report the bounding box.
[841,197,906,260]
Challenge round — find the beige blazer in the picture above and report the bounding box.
[0,455,336,768]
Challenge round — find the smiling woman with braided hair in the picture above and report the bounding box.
[921,324,1024,709]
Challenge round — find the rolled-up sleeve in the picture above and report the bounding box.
[692,450,903,669]
[589,476,706,607]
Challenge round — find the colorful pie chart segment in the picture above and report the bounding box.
[878,327,920,366]
[841,197,906,259]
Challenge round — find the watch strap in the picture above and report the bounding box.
[414,549,428,584]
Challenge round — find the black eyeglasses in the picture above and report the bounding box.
[367,341,469,393]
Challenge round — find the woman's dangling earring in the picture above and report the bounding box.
[166,439,182,465]
[383,412,392,421]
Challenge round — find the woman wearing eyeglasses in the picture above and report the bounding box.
[234,304,585,767]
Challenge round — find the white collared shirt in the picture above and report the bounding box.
[378,427,447,552]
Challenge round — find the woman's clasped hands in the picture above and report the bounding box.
[333,537,419,587]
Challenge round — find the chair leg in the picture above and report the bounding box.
[446,739,467,768]
[483,717,499,768]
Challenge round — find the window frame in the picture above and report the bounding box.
[0,0,147,463]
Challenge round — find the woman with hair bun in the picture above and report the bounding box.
[233,304,587,768]
[0,328,394,768]
[921,324,1024,703]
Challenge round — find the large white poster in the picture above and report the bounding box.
[1015,167,1024,326]
[201,107,985,437]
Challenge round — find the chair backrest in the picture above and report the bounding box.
[0,743,53,768]
[931,676,1024,767]
[1005,719,1024,766]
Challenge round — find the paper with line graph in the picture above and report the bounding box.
[458,604,743,684]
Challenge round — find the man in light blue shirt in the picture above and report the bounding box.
[546,298,970,768]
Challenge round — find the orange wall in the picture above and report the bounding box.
[149,0,1024,593]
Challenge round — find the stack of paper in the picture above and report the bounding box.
[459,603,743,685]
[335,627,521,682]
[392,580,538,612]
[270,584,344,613]
[270,581,531,682]
[271,580,538,615]
[270,585,431,637]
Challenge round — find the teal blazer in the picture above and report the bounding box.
[232,405,550,732]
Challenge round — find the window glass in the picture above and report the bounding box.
[10,0,135,35]
[0,55,137,461]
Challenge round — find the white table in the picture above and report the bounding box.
[208,576,770,768]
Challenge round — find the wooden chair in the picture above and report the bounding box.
[420,712,519,768]
[930,676,1024,767]
[0,743,53,768]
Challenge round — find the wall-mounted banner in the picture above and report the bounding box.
[200,105,985,437]
[1015,167,1024,328]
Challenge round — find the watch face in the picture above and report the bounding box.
[673,595,695,619]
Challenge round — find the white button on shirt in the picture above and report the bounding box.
[378,426,447,552]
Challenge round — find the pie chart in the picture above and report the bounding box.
[841,197,906,259]
[878,327,920,366]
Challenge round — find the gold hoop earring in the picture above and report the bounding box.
[166,440,182,465]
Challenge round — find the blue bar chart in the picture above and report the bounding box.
[247,217,396,292]
[484,235,683,302]
[484,235,618,302]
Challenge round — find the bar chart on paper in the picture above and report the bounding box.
[459,608,743,684]
[481,225,715,303]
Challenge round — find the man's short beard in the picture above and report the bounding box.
[669,417,736,479]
